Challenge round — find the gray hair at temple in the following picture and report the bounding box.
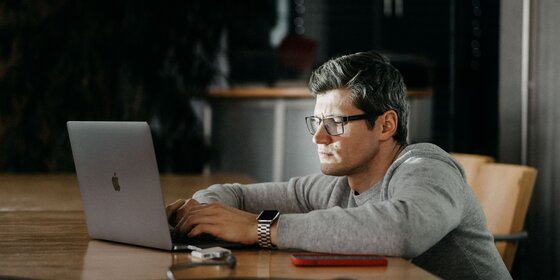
[308,50,409,146]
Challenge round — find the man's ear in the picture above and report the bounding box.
[379,110,398,141]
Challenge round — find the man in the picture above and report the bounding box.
[166,51,511,279]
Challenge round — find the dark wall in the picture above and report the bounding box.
[0,0,227,173]
[324,0,499,156]
[0,0,500,172]
[452,0,499,157]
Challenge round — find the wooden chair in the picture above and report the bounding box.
[470,163,538,271]
[450,153,495,187]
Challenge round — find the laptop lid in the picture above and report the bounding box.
[68,121,174,250]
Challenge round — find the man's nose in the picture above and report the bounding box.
[312,124,332,145]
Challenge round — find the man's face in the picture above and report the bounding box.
[312,89,381,176]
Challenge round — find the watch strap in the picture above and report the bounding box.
[257,223,275,248]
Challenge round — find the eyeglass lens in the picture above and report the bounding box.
[306,117,344,136]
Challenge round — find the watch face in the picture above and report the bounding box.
[258,210,279,222]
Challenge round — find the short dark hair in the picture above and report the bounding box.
[308,50,409,145]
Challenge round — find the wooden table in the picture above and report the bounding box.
[0,174,438,279]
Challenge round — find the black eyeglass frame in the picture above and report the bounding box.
[305,114,374,136]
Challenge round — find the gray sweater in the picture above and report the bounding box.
[193,143,511,279]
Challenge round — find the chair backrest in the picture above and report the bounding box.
[471,163,537,271]
[450,153,495,186]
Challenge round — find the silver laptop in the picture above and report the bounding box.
[67,121,242,251]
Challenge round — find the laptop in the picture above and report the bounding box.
[67,121,245,251]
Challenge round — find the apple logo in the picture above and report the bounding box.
[111,172,121,192]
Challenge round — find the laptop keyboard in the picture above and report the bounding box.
[170,229,221,245]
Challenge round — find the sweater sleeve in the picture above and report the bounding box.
[276,157,467,258]
[192,173,345,214]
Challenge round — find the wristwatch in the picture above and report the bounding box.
[256,210,280,248]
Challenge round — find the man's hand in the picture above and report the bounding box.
[165,199,259,245]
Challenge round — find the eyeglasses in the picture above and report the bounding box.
[305,114,374,136]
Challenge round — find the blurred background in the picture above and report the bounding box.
[1,0,559,279]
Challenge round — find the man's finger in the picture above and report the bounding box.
[166,199,186,224]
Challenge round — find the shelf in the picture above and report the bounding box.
[208,87,433,99]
